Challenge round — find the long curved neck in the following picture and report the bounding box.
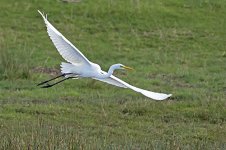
[98,65,116,79]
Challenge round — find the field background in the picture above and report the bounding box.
[0,0,226,149]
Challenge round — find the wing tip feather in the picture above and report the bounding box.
[158,93,172,101]
[143,92,172,101]
[38,10,48,23]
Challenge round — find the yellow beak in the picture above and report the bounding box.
[122,65,134,71]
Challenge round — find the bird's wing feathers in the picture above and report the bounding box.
[38,10,91,66]
[93,75,128,88]
[38,10,171,100]
[95,72,171,100]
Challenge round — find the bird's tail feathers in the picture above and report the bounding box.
[60,62,75,74]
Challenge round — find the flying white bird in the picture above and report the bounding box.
[37,10,172,100]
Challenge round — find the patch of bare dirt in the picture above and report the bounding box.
[32,67,60,76]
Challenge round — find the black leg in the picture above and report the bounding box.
[37,73,73,86]
[40,77,75,88]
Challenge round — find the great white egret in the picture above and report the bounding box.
[37,10,172,100]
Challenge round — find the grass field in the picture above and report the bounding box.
[0,0,226,149]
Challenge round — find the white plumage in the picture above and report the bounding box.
[38,10,172,100]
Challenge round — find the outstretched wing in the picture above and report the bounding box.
[93,71,127,88]
[94,72,172,100]
[38,10,91,66]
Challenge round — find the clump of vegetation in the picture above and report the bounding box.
[0,47,31,80]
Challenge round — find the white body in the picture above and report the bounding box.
[38,10,172,100]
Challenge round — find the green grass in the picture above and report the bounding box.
[0,0,226,149]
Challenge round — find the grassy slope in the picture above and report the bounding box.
[0,0,226,149]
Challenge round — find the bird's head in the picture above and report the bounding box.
[113,64,134,71]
